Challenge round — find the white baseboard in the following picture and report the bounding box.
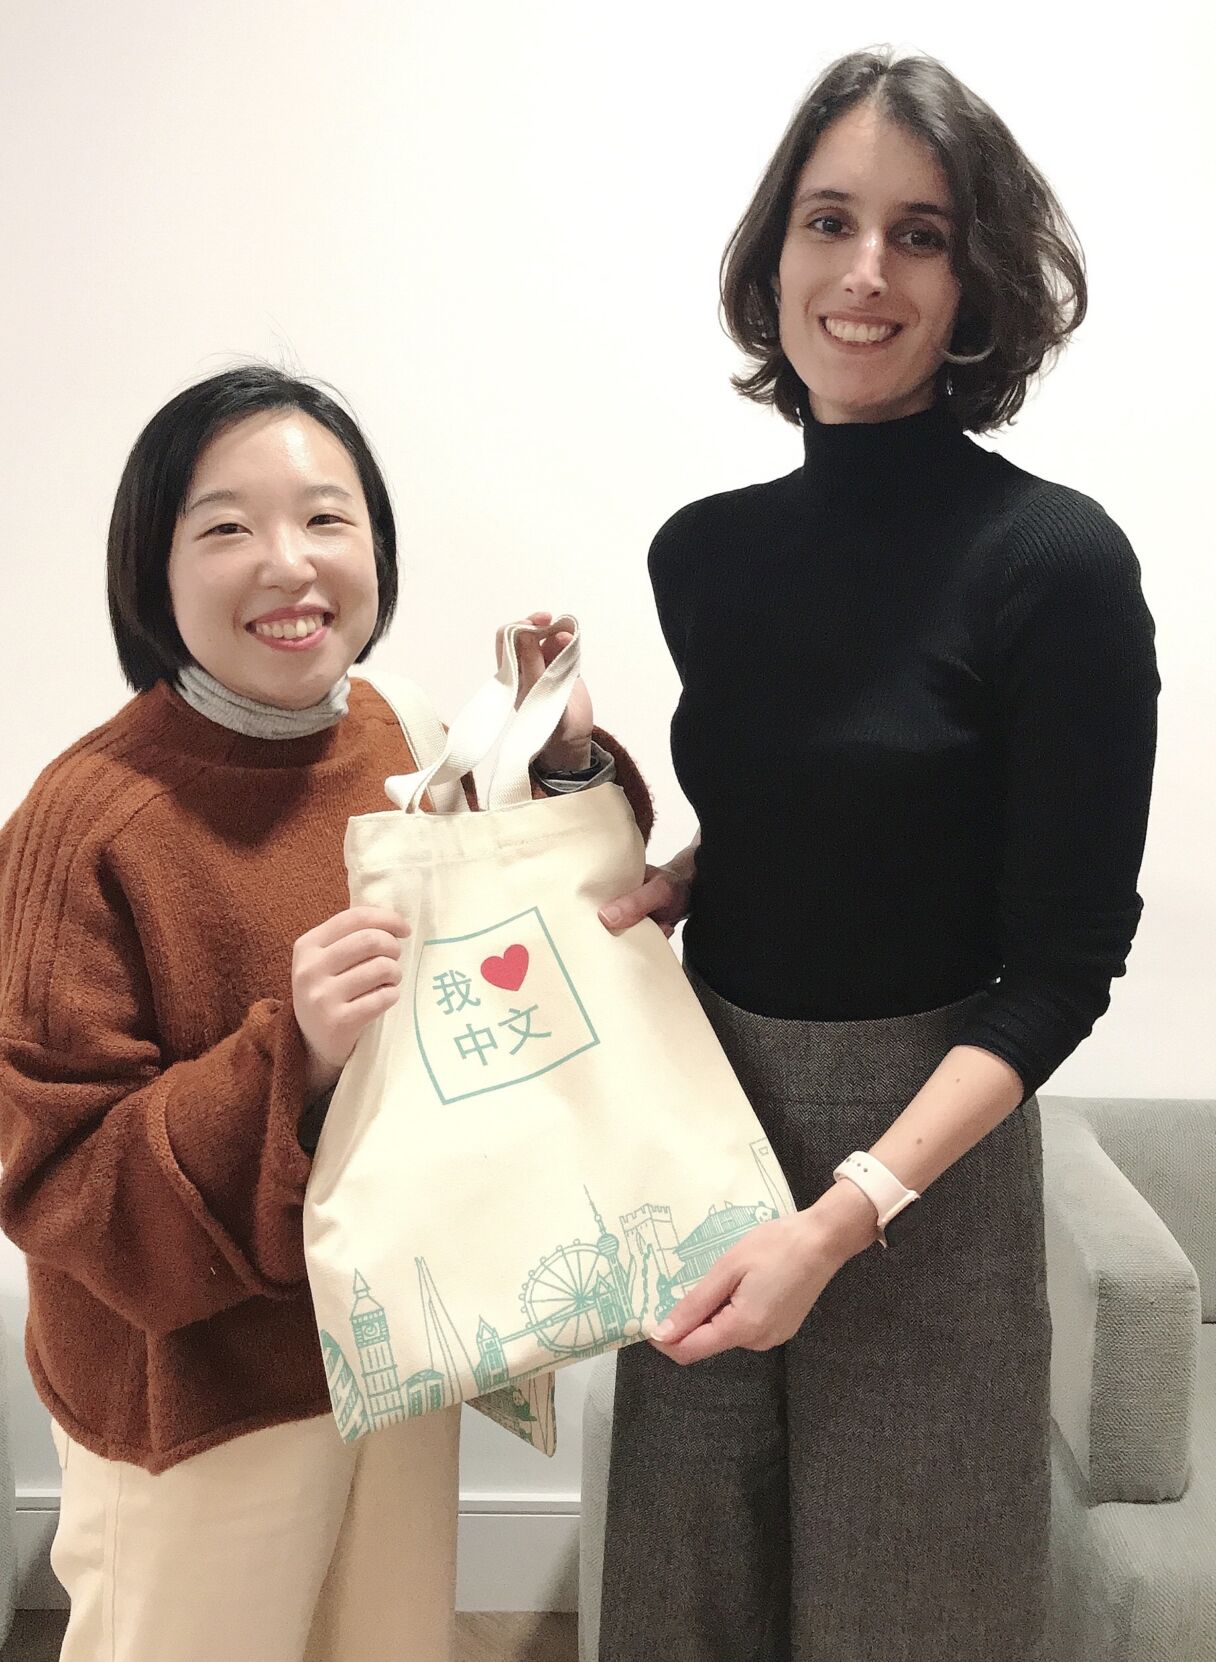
[14,1494,581,1614]
[457,1509,579,1612]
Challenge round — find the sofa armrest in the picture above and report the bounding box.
[1043,1106,1200,1503]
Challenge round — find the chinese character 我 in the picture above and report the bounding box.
[433,970,480,1015]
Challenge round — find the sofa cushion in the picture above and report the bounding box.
[1050,1325,1216,1661]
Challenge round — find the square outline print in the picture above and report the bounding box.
[413,905,600,1104]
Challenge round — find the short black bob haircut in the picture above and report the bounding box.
[107,365,399,692]
[721,48,1087,432]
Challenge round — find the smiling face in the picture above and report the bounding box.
[167,409,380,709]
[776,101,962,425]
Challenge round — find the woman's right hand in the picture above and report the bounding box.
[292,907,411,1097]
[598,860,694,939]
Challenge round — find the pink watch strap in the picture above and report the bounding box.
[832,1151,919,1247]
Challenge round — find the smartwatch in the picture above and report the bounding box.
[832,1151,920,1249]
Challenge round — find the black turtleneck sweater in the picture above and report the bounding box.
[654,404,1158,1095]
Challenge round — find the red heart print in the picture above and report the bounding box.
[481,944,529,992]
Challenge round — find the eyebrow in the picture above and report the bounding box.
[184,483,356,515]
[792,187,954,220]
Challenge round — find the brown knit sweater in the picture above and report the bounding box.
[0,678,653,1473]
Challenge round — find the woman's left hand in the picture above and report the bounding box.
[498,610,594,772]
[650,1189,877,1365]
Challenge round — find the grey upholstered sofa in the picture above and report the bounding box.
[1044,1096,1215,1661]
[579,1096,1216,1662]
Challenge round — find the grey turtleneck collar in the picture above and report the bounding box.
[176,662,350,740]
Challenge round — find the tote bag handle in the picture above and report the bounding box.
[352,668,470,815]
[384,616,582,814]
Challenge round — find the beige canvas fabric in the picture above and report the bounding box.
[49,1409,459,1662]
[305,621,794,1455]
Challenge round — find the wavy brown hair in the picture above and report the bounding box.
[721,49,1087,432]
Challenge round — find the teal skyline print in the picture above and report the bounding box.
[320,1263,553,1449]
[319,1138,794,1445]
[413,906,599,1105]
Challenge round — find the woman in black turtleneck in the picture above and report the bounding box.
[596,49,1157,1662]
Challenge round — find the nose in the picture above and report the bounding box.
[842,227,889,301]
[260,528,317,590]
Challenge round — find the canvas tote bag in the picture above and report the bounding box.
[304,619,796,1455]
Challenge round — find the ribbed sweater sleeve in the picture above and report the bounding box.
[955,491,1159,1091]
[0,793,314,1337]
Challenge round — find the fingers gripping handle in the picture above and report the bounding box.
[487,618,581,809]
[383,637,520,812]
[383,616,581,813]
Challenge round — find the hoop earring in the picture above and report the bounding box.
[941,337,996,366]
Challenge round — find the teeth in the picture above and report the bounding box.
[824,319,897,343]
[254,614,324,640]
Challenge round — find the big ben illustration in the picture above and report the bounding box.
[350,1271,407,1429]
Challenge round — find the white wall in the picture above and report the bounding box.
[2,0,1213,1604]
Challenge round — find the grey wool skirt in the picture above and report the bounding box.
[599,966,1051,1662]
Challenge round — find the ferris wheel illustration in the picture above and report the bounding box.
[518,1239,622,1358]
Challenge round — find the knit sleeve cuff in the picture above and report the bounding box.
[261,1002,317,1199]
[585,725,655,844]
[160,998,315,1293]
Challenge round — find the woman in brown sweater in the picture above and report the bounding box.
[0,366,651,1661]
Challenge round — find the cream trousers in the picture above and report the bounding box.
[49,1408,461,1662]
